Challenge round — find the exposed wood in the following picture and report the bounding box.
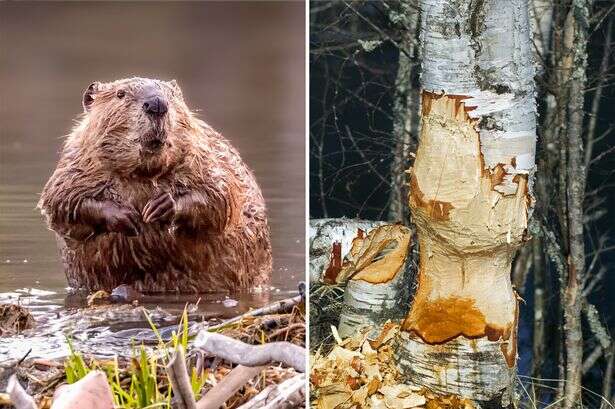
[236,374,305,409]
[196,365,264,409]
[336,224,412,338]
[309,219,411,340]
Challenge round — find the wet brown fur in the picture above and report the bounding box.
[39,77,271,293]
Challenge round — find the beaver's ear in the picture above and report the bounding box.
[169,79,182,96]
[82,81,101,112]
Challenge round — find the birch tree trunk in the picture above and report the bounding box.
[562,2,591,407]
[396,0,536,406]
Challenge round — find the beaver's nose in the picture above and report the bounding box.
[143,96,168,117]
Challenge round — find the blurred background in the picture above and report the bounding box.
[0,3,305,296]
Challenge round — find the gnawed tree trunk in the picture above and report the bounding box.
[309,219,412,338]
[309,219,386,283]
[396,0,536,406]
[335,224,412,338]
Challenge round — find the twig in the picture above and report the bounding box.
[601,346,614,409]
[195,331,306,373]
[583,300,612,350]
[582,344,603,375]
[204,295,303,332]
[6,375,37,409]
[268,323,305,341]
[166,345,197,409]
[236,374,306,409]
[585,17,612,175]
[16,349,32,367]
[196,365,264,409]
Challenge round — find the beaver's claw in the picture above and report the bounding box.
[100,203,141,236]
[143,192,175,224]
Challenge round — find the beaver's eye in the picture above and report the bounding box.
[116,90,126,99]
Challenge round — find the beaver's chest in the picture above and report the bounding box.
[109,177,176,213]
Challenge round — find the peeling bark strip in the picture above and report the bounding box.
[398,0,536,405]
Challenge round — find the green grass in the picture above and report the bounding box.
[64,305,203,408]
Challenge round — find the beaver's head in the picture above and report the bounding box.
[80,77,193,177]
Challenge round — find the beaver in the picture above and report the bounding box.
[38,77,272,293]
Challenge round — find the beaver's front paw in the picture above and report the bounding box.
[100,203,141,236]
[143,192,176,224]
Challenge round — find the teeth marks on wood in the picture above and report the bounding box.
[409,173,454,221]
[336,225,411,285]
[404,91,528,368]
[489,164,507,189]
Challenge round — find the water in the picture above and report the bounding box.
[0,3,305,361]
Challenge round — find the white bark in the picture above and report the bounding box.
[309,218,385,283]
[420,0,536,195]
[397,0,536,405]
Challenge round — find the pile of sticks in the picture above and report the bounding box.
[4,294,306,409]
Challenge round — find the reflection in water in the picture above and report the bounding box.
[0,3,305,361]
[0,288,282,361]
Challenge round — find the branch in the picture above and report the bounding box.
[582,344,602,375]
[582,301,612,351]
[6,376,36,409]
[166,345,197,409]
[236,374,306,409]
[194,331,306,373]
[196,365,264,409]
[204,295,303,332]
[584,16,612,175]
